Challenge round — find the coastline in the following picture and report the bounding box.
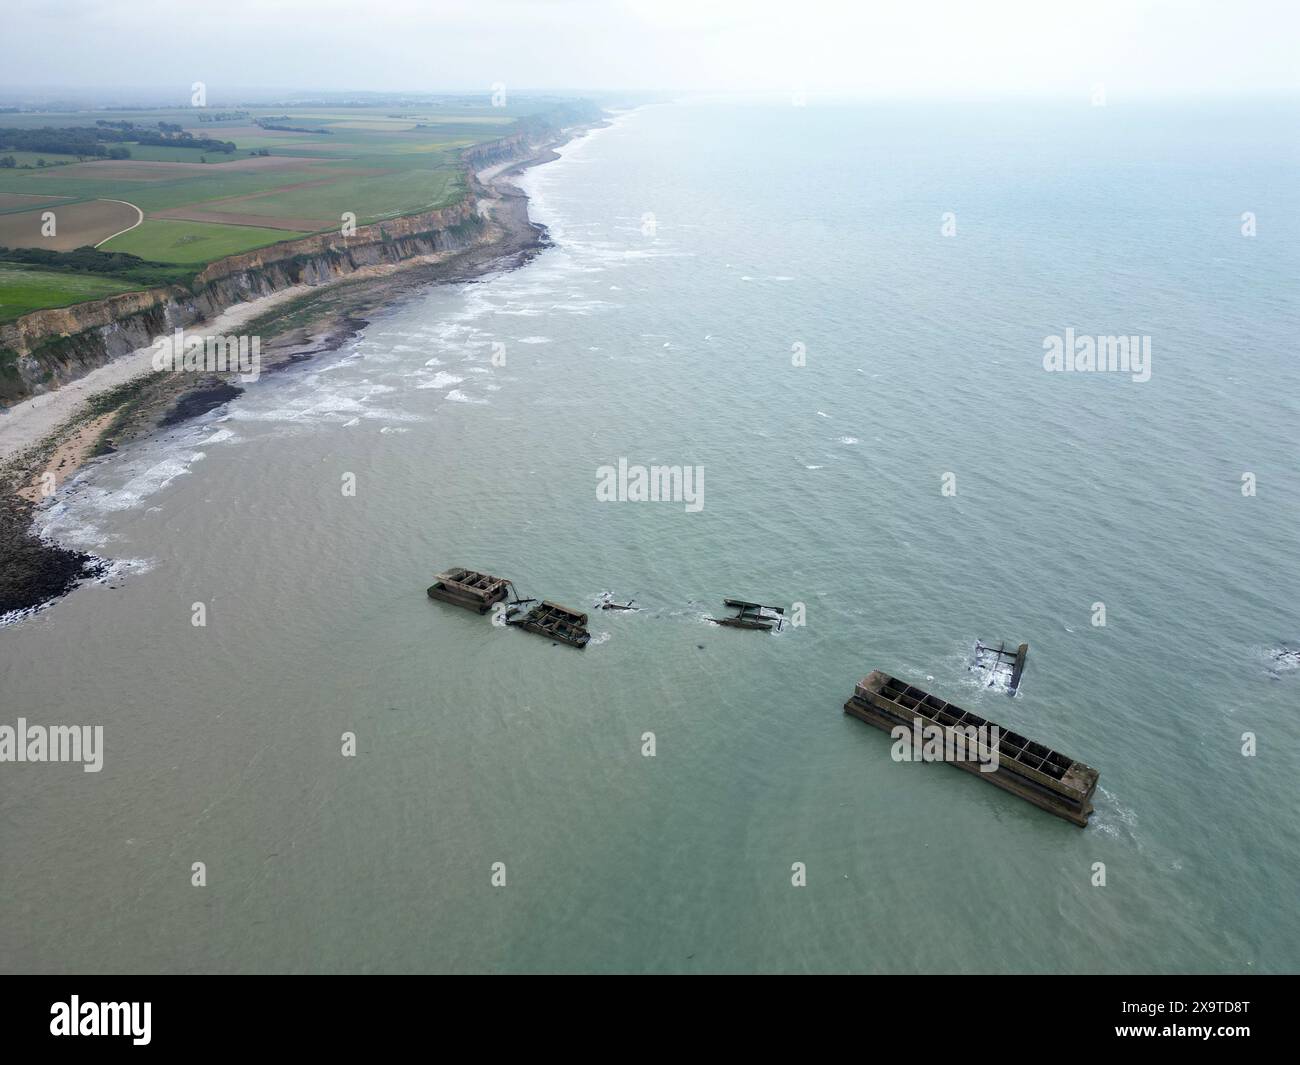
[0,121,603,623]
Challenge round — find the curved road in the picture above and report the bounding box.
[93,199,144,248]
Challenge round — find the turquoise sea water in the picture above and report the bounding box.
[2,99,1298,973]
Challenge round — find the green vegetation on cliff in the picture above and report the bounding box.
[0,246,195,321]
[0,263,138,322]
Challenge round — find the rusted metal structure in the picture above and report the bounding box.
[506,600,592,648]
[426,568,514,613]
[844,670,1099,826]
[972,640,1029,694]
[710,599,785,631]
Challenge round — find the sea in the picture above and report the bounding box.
[2,97,1298,973]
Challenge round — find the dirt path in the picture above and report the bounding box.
[93,199,144,247]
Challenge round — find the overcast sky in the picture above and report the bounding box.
[6,0,1299,99]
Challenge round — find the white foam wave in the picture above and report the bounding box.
[418,372,465,389]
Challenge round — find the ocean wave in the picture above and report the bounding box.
[417,372,465,389]
[52,451,205,527]
[1261,645,1300,675]
[199,428,238,445]
[236,392,421,424]
[1092,785,1140,844]
[32,414,232,551]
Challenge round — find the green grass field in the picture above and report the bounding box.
[0,97,594,314]
[100,219,309,263]
[0,104,512,224]
[0,263,138,322]
[198,167,464,224]
[0,191,78,214]
[116,143,250,163]
[0,151,83,168]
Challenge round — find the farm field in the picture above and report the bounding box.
[99,218,307,263]
[0,263,138,321]
[0,96,594,314]
[112,143,250,163]
[155,166,465,228]
[0,151,83,167]
[0,192,75,213]
[0,198,140,250]
[0,105,514,261]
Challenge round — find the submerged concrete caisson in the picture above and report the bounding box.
[709,598,785,631]
[505,600,591,649]
[845,670,1099,826]
[426,567,591,648]
[426,568,514,614]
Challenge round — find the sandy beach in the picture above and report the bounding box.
[0,131,590,620]
[0,282,317,467]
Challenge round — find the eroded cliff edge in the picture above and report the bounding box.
[1,192,496,404]
[0,105,606,621]
[0,103,601,406]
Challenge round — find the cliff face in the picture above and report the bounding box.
[0,107,600,406]
[0,196,487,404]
[463,133,531,168]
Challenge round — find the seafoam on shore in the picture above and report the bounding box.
[0,125,605,623]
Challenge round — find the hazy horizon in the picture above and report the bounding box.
[6,0,1299,100]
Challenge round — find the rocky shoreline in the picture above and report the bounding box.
[0,122,599,624]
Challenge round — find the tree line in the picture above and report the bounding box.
[0,123,237,157]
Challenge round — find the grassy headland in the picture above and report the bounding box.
[0,97,596,315]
